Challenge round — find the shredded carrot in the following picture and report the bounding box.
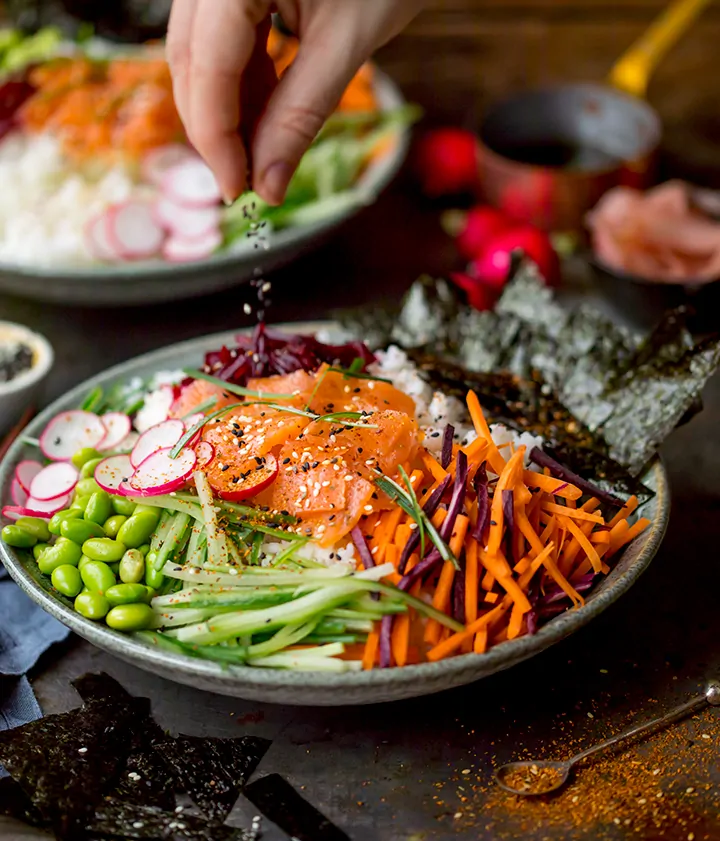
[466,390,506,476]
[608,495,639,528]
[590,530,611,545]
[428,603,507,661]
[391,553,418,667]
[560,515,602,574]
[421,451,447,483]
[542,502,604,524]
[484,591,499,604]
[486,448,526,558]
[465,539,479,624]
[395,523,411,551]
[362,628,379,670]
[523,472,582,500]
[473,627,489,653]
[462,436,489,461]
[513,557,531,575]
[507,601,526,640]
[424,514,470,644]
[374,508,404,562]
[605,517,651,557]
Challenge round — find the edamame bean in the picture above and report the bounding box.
[109,562,120,576]
[84,490,112,525]
[48,509,82,536]
[80,560,116,594]
[15,517,50,542]
[60,518,105,544]
[80,457,104,480]
[78,555,93,571]
[105,582,152,606]
[103,514,127,539]
[117,509,160,549]
[68,498,90,515]
[1,524,36,548]
[74,591,110,620]
[71,447,101,469]
[119,549,145,584]
[76,477,101,497]
[51,564,83,598]
[137,543,150,557]
[33,542,49,561]
[145,554,163,589]
[82,537,127,563]
[37,539,82,574]
[105,603,154,631]
[111,495,137,517]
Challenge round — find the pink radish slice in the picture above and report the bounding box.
[162,228,222,263]
[85,212,120,262]
[29,462,79,502]
[129,447,197,496]
[131,419,185,469]
[116,431,139,453]
[97,412,132,452]
[22,494,72,516]
[142,144,198,188]
[154,196,221,238]
[14,460,43,494]
[11,479,28,507]
[107,200,165,260]
[40,411,107,461]
[194,441,214,469]
[1,505,58,521]
[162,159,221,207]
[94,454,134,494]
[183,413,205,447]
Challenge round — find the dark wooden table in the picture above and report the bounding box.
[1,183,719,841]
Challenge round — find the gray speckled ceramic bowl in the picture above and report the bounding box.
[0,72,409,307]
[0,324,669,705]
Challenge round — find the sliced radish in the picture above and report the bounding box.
[15,460,43,494]
[11,478,28,507]
[7,493,73,519]
[129,447,197,496]
[85,212,120,262]
[116,431,139,453]
[97,412,132,452]
[131,419,186,468]
[40,411,107,461]
[194,441,215,469]
[142,144,198,188]
[94,454,134,494]
[29,462,79,502]
[162,228,222,263]
[183,413,205,447]
[154,196,221,239]
[162,159,221,207]
[107,200,165,260]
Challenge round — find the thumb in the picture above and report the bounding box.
[251,30,363,205]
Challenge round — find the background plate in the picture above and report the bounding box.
[0,323,670,705]
[0,72,409,307]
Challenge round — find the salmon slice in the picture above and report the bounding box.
[169,380,238,420]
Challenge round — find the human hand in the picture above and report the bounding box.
[167,0,424,205]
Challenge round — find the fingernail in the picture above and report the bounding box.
[222,195,235,207]
[261,161,292,205]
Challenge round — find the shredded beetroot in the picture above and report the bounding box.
[398,548,442,591]
[539,573,597,607]
[529,448,623,509]
[397,475,451,575]
[379,614,393,668]
[204,323,375,385]
[350,526,375,570]
[440,424,455,470]
[0,78,35,143]
[439,451,468,542]
[472,462,490,543]
[452,568,466,624]
[502,489,515,563]
[551,482,570,496]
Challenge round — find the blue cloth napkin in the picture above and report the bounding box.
[0,564,70,775]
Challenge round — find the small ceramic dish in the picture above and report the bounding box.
[0,321,54,435]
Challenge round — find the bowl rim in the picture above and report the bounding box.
[0,322,670,698]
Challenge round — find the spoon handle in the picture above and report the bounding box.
[570,694,708,766]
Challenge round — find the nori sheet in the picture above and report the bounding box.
[242,773,350,841]
[0,776,47,829]
[153,734,271,823]
[337,264,720,478]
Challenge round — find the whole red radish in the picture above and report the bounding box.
[456,205,512,260]
[449,272,498,312]
[413,128,479,197]
[469,225,559,288]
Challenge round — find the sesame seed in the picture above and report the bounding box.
[78,747,87,754]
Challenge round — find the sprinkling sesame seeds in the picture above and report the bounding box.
[78,747,87,754]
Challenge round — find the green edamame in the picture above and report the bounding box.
[105,582,152,606]
[145,555,163,590]
[80,457,104,479]
[84,490,112,525]
[82,537,127,563]
[109,562,120,576]
[78,555,93,571]
[15,517,50,542]
[80,560,116,594]
[69,496,91,514]
[105,602,154,631]
[48,509,82,535]
[60,518,105,544]
[119,549,145,584]
[74,590,110,620]
[71,447,101,469]
[117,509,160,549]
[76,477,101,497]
[103,514,127,538]
[51,564,83,598]
[137,543,150,557]
[1,524,36,548]
[111,495,137,517]
[33,542,49,561]
[37,539,82,574]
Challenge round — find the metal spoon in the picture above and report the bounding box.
[494,680,720,797]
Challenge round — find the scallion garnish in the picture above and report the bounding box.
[399,465,425,557]
[327,366,392,384]
[183,368,296,399]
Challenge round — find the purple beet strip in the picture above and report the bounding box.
[439,450,468,543]
[529,448,624,508]
[472,461,491,544]
[452,568,466,624]
[538,573,597,607]
[398,548,442,591]
[351,525,379,601]
[551,482,570,496]
[441,424,455,470]
[397,475,452,575]
[502,489,515,563]
[379,614,393,668]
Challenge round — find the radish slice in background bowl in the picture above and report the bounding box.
[142,144,199,188]
[131,419,185,468]
[97,412,132,452]
[194,441,214,469]
[107,201,165,260]
[162,159,222,207]
[95,454,135,494]
[40,411,107,461]
[85,212,120,263]
[162,229,222,264]
[154,197,221,239]
[28,462,79,502]
[129,447,197,496]
[14,460,43,494]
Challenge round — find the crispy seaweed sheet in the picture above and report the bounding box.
[88,799,246,840]
[337,264,720,480]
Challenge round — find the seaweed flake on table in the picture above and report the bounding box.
[153,733,271,823]
[242,773,351,841]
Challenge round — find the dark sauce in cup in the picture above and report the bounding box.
[0,340,34,383]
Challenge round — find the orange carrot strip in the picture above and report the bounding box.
[395,523,411,551]
[604,517,651,558]
[421,450,447,483]
[466,390,506,476]
[581,498,601,513]
[513,557,531,575]
[523,471,582,500]
[391,553,419,667]
[542,502,604,524]
[473,627,489,654]
[428,603,507,661]
[424,514,470,644]
[559,515,602,574]
[608,495,639,528]
[486,448,526,558]
[590,530,611,545]
[481,569,495,591]
[409,468,424,488]
[362,628,379,670]
[375,508,404,563]
[507,602,526,640]
[484,591,499,604]
[461,436,489,461]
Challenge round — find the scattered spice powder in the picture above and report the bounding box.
[498,764,565,795]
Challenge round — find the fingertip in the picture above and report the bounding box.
[257,161,293,206]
